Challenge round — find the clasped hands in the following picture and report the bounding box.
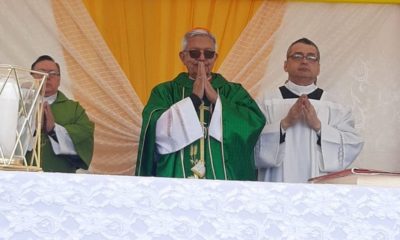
[42,101,56,133]
[281,95,321,132]
[192,62,217,104]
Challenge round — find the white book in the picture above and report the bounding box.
[308,168,400,187]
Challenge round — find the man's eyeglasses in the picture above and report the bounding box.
[288,53,319,63]
[32,70,60,78]
[46,71,60,78]
[186,49,216,59]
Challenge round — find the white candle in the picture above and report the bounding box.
[0,78,19,159]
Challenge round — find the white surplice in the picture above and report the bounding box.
[155,96,222,155]
[255,81,364,183]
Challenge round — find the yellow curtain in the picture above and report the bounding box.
[295,0,400,2]
[82,0,263,104]
[82,0,399,104]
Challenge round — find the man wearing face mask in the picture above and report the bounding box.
[255,38,364,183]
[136,28,265,180]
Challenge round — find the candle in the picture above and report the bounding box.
[0,79,19,159]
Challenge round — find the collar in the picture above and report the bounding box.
[45,93,58,104]
[285,80,317,96]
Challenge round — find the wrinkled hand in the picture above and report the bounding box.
[302,96,321,131]
[192,62,206,99]
[42,102,55,133]
[192,62,217,103]
[204,72,217,104]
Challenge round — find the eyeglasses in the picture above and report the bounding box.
[186,49,216,59]
[47,71,60,78]
[288,53,319,63]
[33,69,60,78]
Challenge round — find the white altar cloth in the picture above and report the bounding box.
[0,171,399,239]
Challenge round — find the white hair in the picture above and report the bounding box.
[181,29,217,51]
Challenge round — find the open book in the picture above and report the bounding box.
[308,168,400,187]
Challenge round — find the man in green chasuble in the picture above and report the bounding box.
[135,29,265,180]
[30,55,94,173]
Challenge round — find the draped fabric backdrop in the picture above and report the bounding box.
[84,0,400,172]
[0,0,399,175]
[219,1,400,171]
[0,0,262,175]
[0,0,141,175]
[82,0,264,104]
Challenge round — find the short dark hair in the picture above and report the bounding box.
[287,38,320,60]
[31,55,60,72]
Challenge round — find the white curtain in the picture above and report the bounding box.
[0,0,141,174]
[221,2,400,171]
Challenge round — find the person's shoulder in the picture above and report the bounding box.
[213,73,243,89]
[320,90,339,105]
[152,80,174,89]
[151,72,188,90]
[57,91,75,103]
[319,90,353,112]
[257,86,282,101]
[56,91,83,108]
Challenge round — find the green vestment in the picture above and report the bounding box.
[39,91,94,173]
[135,73,265,180]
